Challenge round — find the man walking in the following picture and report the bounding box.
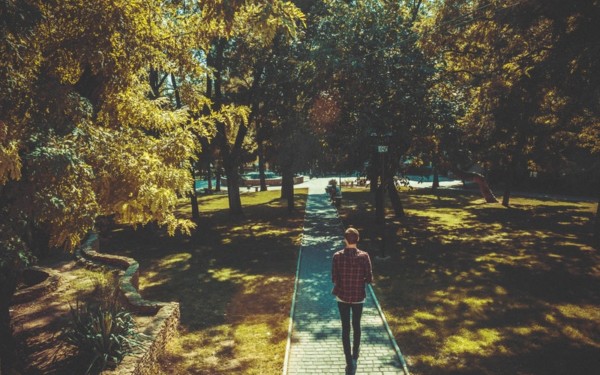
[332,227,373,374]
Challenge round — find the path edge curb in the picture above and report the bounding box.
[282,219,305,375]
[368,284,411,375]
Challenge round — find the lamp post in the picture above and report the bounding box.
[376,145,387,225]
[376,144,390,260]
[369,131,392,260]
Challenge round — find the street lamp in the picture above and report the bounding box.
[371,132,392,260]
[376,143,390,260]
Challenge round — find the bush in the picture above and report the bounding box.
[62,291,140,374]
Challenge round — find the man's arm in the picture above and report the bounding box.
[332,253,338,284]
[364,253,373,284]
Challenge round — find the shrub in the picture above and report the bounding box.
[62,292,140,374]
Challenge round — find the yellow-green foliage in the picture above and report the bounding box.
[0,0,305,250]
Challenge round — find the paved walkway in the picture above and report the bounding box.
[283,179,409,375]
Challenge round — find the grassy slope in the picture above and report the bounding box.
[338,188,599,375]
[100,189,307,374]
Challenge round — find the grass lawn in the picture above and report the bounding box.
[99,189,307,375]
[338,188,600,375]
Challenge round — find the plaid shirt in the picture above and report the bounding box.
[332,247,373,303]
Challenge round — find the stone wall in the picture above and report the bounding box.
[75,233,180,375]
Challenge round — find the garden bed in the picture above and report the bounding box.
[11,236,180,375]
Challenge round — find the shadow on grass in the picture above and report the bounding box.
[338,188,600,375]
[98,190,307,374]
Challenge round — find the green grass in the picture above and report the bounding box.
[338,188,600,375]
[99,190,307,374]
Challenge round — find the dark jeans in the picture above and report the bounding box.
[337,302,364,365]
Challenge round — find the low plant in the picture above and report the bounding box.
[62,291,141,374]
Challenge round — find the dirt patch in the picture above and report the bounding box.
[11,261,86,374]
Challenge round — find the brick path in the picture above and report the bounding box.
[283,179,409,375]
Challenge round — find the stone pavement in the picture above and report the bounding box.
[283,178,409,375]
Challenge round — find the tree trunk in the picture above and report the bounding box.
[213,38,243,214]
[502,165,513,207]
[171,73,182,108]
[207,159,213,191]
[375,182,385,224]
[594,192,600,249]
[409,0,424,24]
[0,267,18,373]
[190,175,200,221]
[215,168,221,192]
[369,167,378,194]
[258,142,268,191]
[281,168,295,212]
[280,171,289,200]
[149,69,168,99]
[205,60,214,194]
[223,151,245,216]
[386,177,405,218]
[432,165,440,189]
[370,155,384,221]
[171,73,199,219]
[371,172,385,224]
[224,157,243,215]
[451,167,498,203]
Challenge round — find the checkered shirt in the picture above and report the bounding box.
[331,247,373,303]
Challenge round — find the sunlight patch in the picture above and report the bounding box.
[509,324,547,336]
[556,304,600,321]
[233,319,287,374]
[158,252,192,268]
[461,296,494,310]
[209,267,261,284]
[400,310,445,338]
[560,325,600,348]
[413,310,441,321]
[475,252,541,268]
[443,328,506,356]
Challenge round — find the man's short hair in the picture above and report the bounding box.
[344,227,359,244]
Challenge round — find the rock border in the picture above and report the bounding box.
[75,233,180,375]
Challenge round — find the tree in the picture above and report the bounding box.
[204,1,305,215]
[306,0,438,218]
[0,0,234,369]
[422,0,600,206]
